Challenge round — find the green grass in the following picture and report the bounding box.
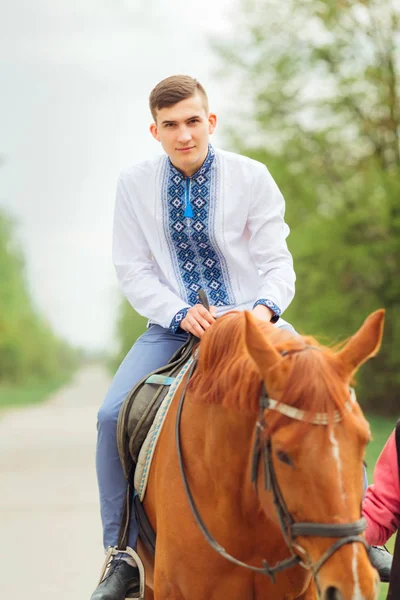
[0,374,73,410]
[365,413,397,599]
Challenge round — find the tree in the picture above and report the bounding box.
[213,0,400,413]
[112,298,147,369]
[0,209,79,383]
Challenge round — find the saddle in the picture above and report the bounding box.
[116,331,199,554]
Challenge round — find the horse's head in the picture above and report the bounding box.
[245,310,384,600]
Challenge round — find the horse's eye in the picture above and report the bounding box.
[276,450,293,467]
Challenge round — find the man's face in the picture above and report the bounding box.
[150,92,217,177]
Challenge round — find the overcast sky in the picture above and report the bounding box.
[0,0,236,350]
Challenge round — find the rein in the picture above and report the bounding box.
[175,348,368,584]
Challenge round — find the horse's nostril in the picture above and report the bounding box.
[322,587,343,600]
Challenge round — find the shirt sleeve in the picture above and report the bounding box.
[362,431,400,546]
[169,307,190,333]
[247,164,296,315]
[112,173,190,329]
[252,298,281,323]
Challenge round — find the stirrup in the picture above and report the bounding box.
[98,546,145,599]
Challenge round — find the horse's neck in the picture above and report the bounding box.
[190,401,260,515]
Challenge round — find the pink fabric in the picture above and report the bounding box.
[362,430,400,545]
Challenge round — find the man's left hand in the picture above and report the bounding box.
[252,304,274,322]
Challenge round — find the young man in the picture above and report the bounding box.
[91,75,297,600]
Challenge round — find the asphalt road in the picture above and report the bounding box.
[0,366,110,599]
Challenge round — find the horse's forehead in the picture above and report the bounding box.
[275,419,367,451]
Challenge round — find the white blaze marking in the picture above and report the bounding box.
[328,427,346,504]
[351,544,365,600]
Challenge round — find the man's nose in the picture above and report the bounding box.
[177,126,192,144]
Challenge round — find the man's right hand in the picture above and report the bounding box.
[180,304,217,338]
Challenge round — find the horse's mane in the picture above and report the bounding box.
[189,312,368,438]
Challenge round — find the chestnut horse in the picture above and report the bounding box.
[138,309,384,600]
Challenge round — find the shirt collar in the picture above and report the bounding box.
[168,144,215,180]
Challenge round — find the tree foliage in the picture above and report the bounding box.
[213,0,400,413]
[0,210,78,384]
[113,298,147,369]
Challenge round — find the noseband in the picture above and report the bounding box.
[176,348,368,584]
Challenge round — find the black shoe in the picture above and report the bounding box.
[90,559,140,600]
[368,545,392,583]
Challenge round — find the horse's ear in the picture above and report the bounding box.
[244,311,281,377]
[336,309,385,377]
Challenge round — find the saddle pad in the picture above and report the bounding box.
[134,357,194,501]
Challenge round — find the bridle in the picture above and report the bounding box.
[175,347,369,586]
[250,384,368,580]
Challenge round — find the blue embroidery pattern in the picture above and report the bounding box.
[253,298,281,323]
[169,307,189,333]
[162,146,235,330]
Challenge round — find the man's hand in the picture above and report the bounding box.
[180,304,217,338]
[252,304,274,322]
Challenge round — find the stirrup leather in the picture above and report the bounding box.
[98,546,145,599]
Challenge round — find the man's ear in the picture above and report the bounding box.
[150,122,160,141]
[208,113,217,135]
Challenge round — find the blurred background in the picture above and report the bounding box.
[2,0,398,408]
[0,1,399,597]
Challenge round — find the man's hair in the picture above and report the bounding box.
[149,75,209,121]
